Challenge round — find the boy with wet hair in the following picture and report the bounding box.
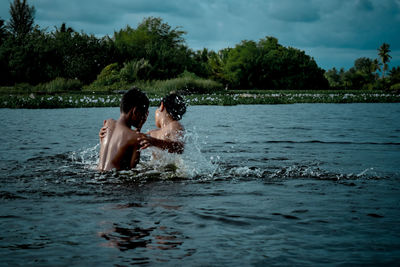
[139,93,187,154]
[98,87,149,171]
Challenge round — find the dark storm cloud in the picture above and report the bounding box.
[267,0,321,22]
[307,0,400,49]
[357,0,374,11]
[0,0,399,69]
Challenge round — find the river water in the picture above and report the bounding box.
[0,104,399,266]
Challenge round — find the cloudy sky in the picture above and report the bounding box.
[1,0,399,70]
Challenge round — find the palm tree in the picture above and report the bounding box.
[378,43,392,78]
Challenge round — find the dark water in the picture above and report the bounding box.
[0,104,399,266]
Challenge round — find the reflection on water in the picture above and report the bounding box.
[1,104,400,265]
[97,200,195,265]
[99,201,185,253]
[99,224,184,252]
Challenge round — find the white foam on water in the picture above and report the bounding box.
[356,167,374,177]
[68,128,219,181]
[69,144,100,170]
[228,166,264,178]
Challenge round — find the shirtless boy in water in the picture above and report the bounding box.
[97,88,149,171]
[99,93,186,159]
[139,93,187,154]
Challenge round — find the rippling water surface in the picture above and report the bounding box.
[1,104,400,266]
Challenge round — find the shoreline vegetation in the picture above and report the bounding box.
[1,87,399,109]
[1,1,400,109]
[1,72,400,109]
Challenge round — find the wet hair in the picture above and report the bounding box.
[120,87,149,115]
[162,93,186,121]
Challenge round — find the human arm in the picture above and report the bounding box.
[99,119,116,141]
[141,121,185,153]
[98,120,108,171]
[139,135,184,154]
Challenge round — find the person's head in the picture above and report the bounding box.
[155,93,186,127]
[120,87,149,129]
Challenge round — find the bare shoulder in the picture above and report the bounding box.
[104,118,117,129]
[169,121,184,132]
[165,121,184,139]
[121,126,142,146]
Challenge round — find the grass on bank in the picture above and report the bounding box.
[82,68,223,96]
[0,74,223,97]
[1,74,400,108]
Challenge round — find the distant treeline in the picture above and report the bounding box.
[0,0,399,91]
[325,54,400,91]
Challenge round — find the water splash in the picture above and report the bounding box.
[66,144,385,184]
[179,129,219,179]
[265,164,383,181]
[69,144,99,170]
[67,128,219,182]
[356,167,374,177]
[65,128,386,183]
[129,129,220,181]
[228,166,264,178]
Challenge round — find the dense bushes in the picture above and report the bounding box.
[84,69,222,95]
[37,77,82,92]
[220,37,328,90]
[120,59,152,82]
[139,71,223,95]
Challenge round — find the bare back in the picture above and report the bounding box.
[98,119,141,171]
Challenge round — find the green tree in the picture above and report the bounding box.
[354,57,374,74]
[378,43,391,78]
[50,23,116,83]
[324,67,342,89]
[113,17,190,79]
[276,46,328,90]
[353,57,378,88]
[2,20,116,85]
[8,0,35,39]
[208,49,230,85]
[222,36,328,90]
[2,0,40,85]
[256,37,284,89]
[186,48,212,79]
[223,40,259,88]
